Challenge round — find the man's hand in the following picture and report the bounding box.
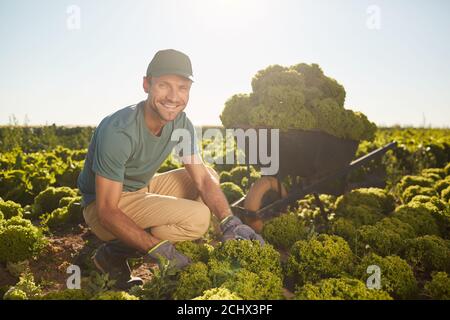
[146,240,191,270]
[183,154,232,221]
[182,154,265,245]
[220,215,265,245]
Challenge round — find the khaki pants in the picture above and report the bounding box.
[83,167,219,243]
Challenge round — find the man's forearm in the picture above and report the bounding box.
[198,177,233,221]
[98,207,160,253]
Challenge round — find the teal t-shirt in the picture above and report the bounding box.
[77,100,199,207]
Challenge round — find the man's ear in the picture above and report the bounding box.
[143,76,151,94]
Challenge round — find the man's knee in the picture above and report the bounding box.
[187,202,211,239]
[83,204,116,242]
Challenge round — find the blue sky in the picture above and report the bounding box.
[0,0,449,127]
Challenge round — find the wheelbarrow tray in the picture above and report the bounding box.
[234,127,359,179]
[277,129,359,178]
[231,139,397,221]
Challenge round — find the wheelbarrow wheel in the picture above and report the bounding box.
[243,177,287,233]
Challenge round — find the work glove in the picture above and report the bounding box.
[146,240,191,270]
[220,215,265,245]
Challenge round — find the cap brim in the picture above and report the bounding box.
[149,70,194,82]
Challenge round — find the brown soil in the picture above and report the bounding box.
[1,224,155,294]
[1,222,293,298]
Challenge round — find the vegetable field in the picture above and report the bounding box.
[0,126,449,300]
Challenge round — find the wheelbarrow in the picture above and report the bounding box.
[228,127,397,233]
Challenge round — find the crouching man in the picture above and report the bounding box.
[77,49,264,290]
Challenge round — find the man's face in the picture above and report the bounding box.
[144,74,192,123]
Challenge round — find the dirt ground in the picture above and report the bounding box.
[1,222,296,299]
[0,224,155,293]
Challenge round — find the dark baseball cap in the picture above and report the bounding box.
[146,49,194,81]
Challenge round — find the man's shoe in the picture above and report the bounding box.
[92,241,144,290]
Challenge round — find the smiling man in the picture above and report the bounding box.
[77,49,264,290]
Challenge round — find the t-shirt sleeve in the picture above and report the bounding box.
[92,127,132,182]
